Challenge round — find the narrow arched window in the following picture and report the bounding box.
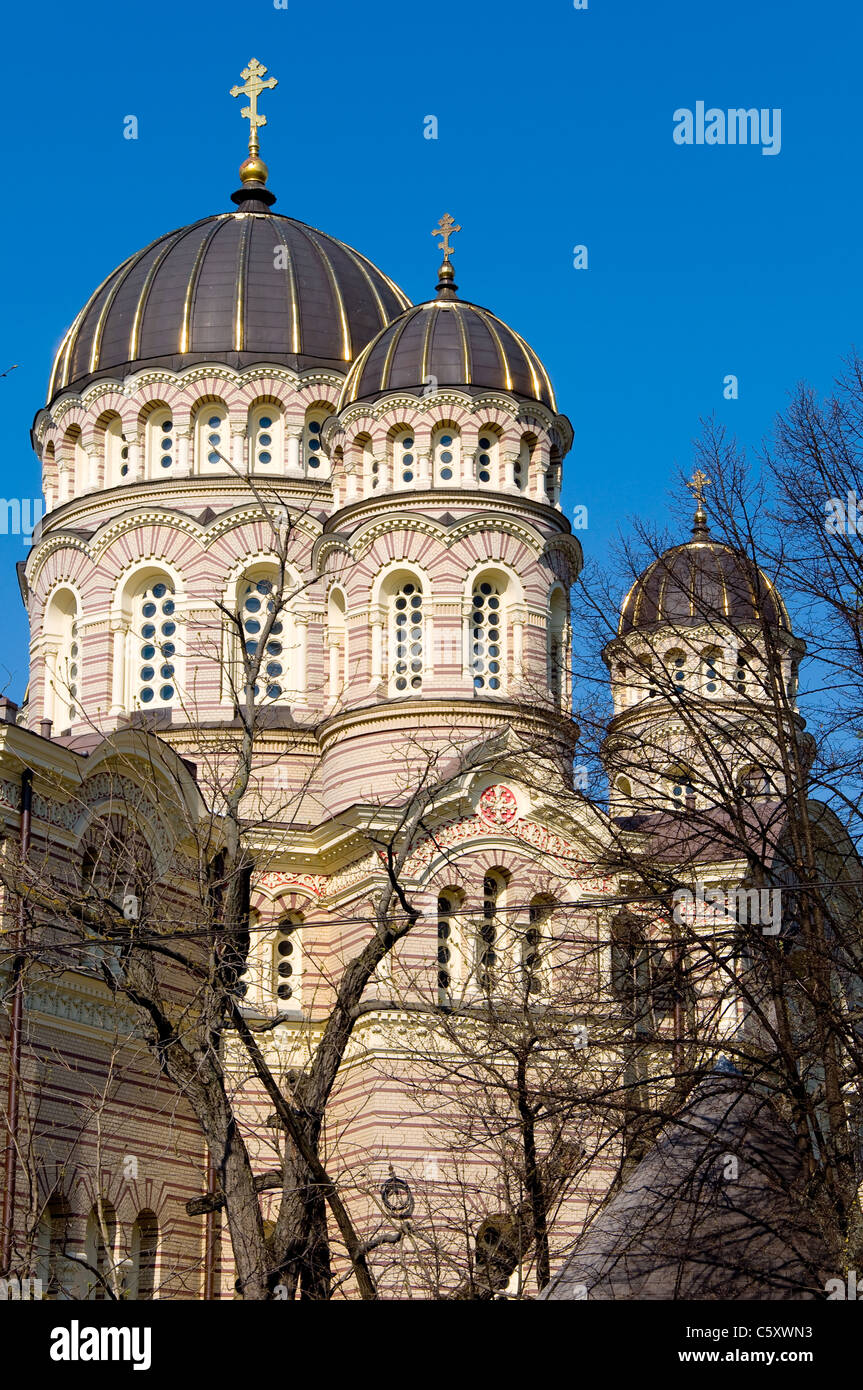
[250,405,282,470]
[390,580,424,694]
[471,580,504,692]
[104,417,127,487]
[667,649,686,692]
[194,405,227,473]
[147,408,174,476]
[548,589,567,705]
[44,588,79,729]
[525,897,552,995]
[128,1211,158,1300]
[273,912,302,1011]
[478,872,505,990]
[304,409,332,474]
[701,649,721,696]
[85,1203,117,1300]
[515,436,533,492]
[239,574,288,701]
[665,767,695,811]
[393,428,415,487]
[547,449,562,505]
[433,426,460,485]
[476,430,498,486]
[327,588,347,699]
[133,581,177,708]
[437,891,458,1005]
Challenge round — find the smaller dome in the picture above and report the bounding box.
[338,262,556,411]
[619,522,789,635]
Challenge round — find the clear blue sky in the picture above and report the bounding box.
[1,0,861,701]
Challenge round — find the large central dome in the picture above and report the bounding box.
[47,199,410,403]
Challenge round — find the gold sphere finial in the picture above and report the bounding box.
[239,154,269,186]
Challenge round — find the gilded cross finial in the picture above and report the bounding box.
[230,58,278,158]
[687,469,711,506]
[432,213,461,263]
[687,469,711,534]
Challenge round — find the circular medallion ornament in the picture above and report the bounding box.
[478,784,518,826]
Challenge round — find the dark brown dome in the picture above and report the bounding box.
[338,291,556,411]
[619,531,789,634]
[48,209,410,403]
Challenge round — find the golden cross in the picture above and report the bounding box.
[230,59,278,157]
[432,213,461,262]
[687,469,711,506]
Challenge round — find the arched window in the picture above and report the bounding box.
[515,436,533,492]
[666,648,686,693]
[548,589,567,706]
[66,426,89,495]
[524,897,552,995]
[437,889,462,1006]
[249,405,282,470]
[665,766,695,812]
[389,579,424,695]
[146,407,174,476]
[37,1199,73,1300]
[327,587,347,700]
[393,427,415,487]
[478,871,506,990]
[128,1210,158,1300]
[637,657,657,699]
[272,912,302,1012]
[43,442,57,510]
[132,580,177,709]
[85,1202,117,1300]
[701,649,721,695]
[304,408,332,474]
[547,449,562,506]
[104,416,128,487]
[476,430,498,486]
[194,404,227,473]
[43,587,79,730]
[238,573,290,701]
[433,426,460,485]
[352,432,375,491]
[471,579,505,693]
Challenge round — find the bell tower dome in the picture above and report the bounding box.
[313,220,582,813]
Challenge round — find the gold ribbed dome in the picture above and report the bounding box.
[47,212,410,402]
[339,296,556,410]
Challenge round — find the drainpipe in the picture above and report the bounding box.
[1,767,33,1273]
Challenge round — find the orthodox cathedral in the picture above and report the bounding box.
[0,62,847,1299]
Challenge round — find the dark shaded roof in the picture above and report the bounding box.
[542,1075,830,1300]
[619,534,789,635]
[338,298,557,411]
[48,212,410,403]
